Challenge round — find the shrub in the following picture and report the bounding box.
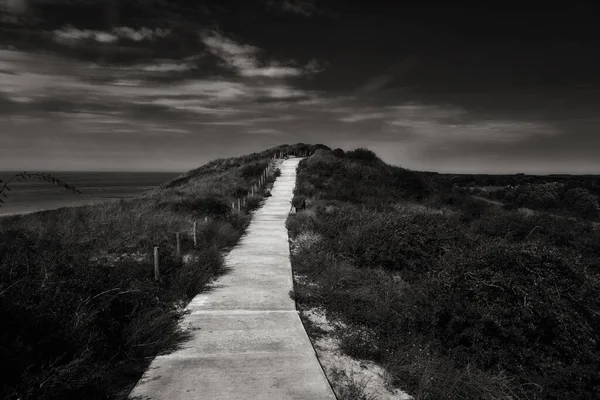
[345,148,380,163]
[157,197,230,216]
[245,195,263,211]
[333,148,346,158]
[240,162,269,179]
[564,187,599,218]
[338,325,382,361]
[288,146,600,399]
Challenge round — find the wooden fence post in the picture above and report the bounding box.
[193,222,197,248]
[232,201,235,210]
[176,232,181,262]
[204,216,208,223]
[154,247,160,280]
[237,198,240,213]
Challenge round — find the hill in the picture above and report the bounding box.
[0,143,322,400]
[2,143,598,399]
[287,148,600,399]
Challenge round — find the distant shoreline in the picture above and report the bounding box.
[0,197,129,219]
[0,171,179,219]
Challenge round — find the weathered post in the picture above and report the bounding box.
[237,198,241,213]
[193,222,198,248]
[232,201,235,210]
[154,247,160,280]
[204,216,208,223]
[176,232,181,262]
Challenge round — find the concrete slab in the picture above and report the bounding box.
[129,158,336,400]
[131,353,332,400]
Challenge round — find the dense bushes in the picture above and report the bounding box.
[0,215,229,400]
[0,230,190,399]
[288,148,600,399]
[309,204,467,278]
[240,162,269,179]
[485,182,599,220]
[298,149,431,205]
[420,243,600,398]
[157,197,231,216]
[345,148,380,163]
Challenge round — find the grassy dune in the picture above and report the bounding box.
[0,143,322,400]
[287,148,600,400]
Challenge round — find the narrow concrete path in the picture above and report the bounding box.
[130,158,336,400]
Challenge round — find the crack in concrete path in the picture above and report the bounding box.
[129,158,336,400]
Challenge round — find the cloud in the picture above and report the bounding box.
[358,54,423,92]
[99,80,252,103]
[200,30,323,78]
[262,85,308,99]
[190,115,296,126]
[53,26,170,44]
[386,104,558,143]
[53,27,118,43]
[146,99,240,115]
[281,0,316,16]
[1,47,331,143]
[112,27,171,42]
[388,104,467,120]
[339,112,386,123]
[141,62,193,72]
[148,127,191,134]
[241,65,304,78]
[246,128,285,135]
[304,59,326,74]
[265,0,322,17]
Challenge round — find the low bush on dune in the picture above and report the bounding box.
[288,148,600,399]
[0,143,325,400]
[298,148,431,206]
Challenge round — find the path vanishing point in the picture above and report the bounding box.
[129,158,336,399]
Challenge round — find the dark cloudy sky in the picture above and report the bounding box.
[1,1,599,173]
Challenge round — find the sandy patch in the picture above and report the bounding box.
[301,307,413,400]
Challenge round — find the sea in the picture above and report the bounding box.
[0,171,181,217]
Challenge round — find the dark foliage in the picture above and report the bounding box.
[288,148,600,399]
[0,144,323,399]
[0,230,201,400]
[345,148,380,163]
[240,162,269,179]
[157,197,230,216]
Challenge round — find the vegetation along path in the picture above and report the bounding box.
[129,157,336,399]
